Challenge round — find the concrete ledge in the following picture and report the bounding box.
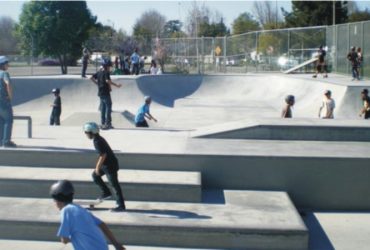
[0,191,308,249]
[192,118,370,141]
[13,115,32,138]
[0,166,201,203]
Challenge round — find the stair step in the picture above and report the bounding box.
[0,191,308,249]
[0,166,201,202]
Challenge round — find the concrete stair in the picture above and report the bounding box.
[0,191,308,250]
[0,166,201,202]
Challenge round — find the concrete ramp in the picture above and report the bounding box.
[192,118,370,141]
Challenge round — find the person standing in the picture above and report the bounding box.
[50,180,126,249]
[130,48,140,75]
[149,60,158,75]
[357,47,363,80]
[281,95,295,118]
[359,89,370,119]
[84,122,126,212]
[135,96,158,127]
[318,90,335,119]
[81,47,90,78]
[0,56,15,147]
[312,45,328,78]
[347,46,360,81]
[50,88,62,126]
[90,60,122,130]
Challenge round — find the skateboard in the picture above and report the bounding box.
[74,199,103,209]
[121,110,136,125]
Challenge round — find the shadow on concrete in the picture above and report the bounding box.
[16,145,92,152]
[303,212,335,250]
[202,189,226,204]
[136,75,203,107]
[125,209,212,220]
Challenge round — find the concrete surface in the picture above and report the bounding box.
[0,191,308,250]
[0,240,218,250]
[304,212,370,250]
[0,166,201,202]
[192,117,370,141]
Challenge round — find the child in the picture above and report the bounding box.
[359,89,370,119]
[318,90,335,119]
[50,179,126,250]
[84,122,126,212]
[134,96,158,127]
[50,88,61,125]
[281,95,295,118]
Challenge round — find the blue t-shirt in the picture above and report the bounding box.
[0,70,10,102]
[57,203,108,250]
[131,52,140,64]
[135,104,149,123]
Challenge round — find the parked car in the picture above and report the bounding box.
[38,59,60,66]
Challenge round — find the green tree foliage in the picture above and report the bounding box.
[231,12,260,35]
[17,1,96,74]
[349,8,370,22]
[198,18,229,37]
[163,20,186,38]
[283,1,348,27]
[0,16,18,54]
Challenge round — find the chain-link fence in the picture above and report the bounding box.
[6,20,370,77]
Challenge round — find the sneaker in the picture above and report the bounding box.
[3,141,16,148]
[100,124,109,130]
[97,193,112,201]
[106,124,114,129]
[110,205,126,212]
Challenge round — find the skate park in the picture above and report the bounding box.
[0,71,369,250]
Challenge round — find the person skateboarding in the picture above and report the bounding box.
[84,122,126,212]
[313,45,328,78]
[281,95,295,118]
[50,180,126,250]
[50,88,62,126]
[90,59,122,130]
[134,96,158,127]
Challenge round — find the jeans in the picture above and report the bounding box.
[50,109,61,125]
[135,120,148,127]
[132,63,139,75]
[82,61,88,77]
[92,165,125,207]
[0,101,13,145]
[352,66,359,79]
[100,95,112,126]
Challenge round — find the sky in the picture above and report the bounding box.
[0,0,370,35]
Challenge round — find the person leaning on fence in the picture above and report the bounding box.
[313,45,328,78]
[0,56,16,148]
[318,90,335,119]
[282,95,295,118]
[359,89,370,119]
[357,47,363,80]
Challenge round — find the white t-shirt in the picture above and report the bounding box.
[320,98,335,118]
[150,66,158,75]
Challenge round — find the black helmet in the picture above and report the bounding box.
[52,88,60,94]
[102,59,112,67]
[50,180,74,203]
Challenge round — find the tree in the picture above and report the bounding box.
[253,1,283,29]
[231,12,260,35]
[349,8,370,22]
[163,20,186,38]
[133,9,166,54]
[283,1,348,27]
[0,16,18,54]
[17,1,96,74]
[198,18,229,37]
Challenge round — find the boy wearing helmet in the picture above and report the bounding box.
[90,59,122,130]
[281,95,295,118]
[318,90,335,119]
[50,180,126,250]
[135,96,158,127]
[84,122,126,212]
[50,88,62,125]
[0,56,16,147]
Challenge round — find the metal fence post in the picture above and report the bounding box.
[201,36,204,74]
[223,36,227,73]
[255,31,258,72]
